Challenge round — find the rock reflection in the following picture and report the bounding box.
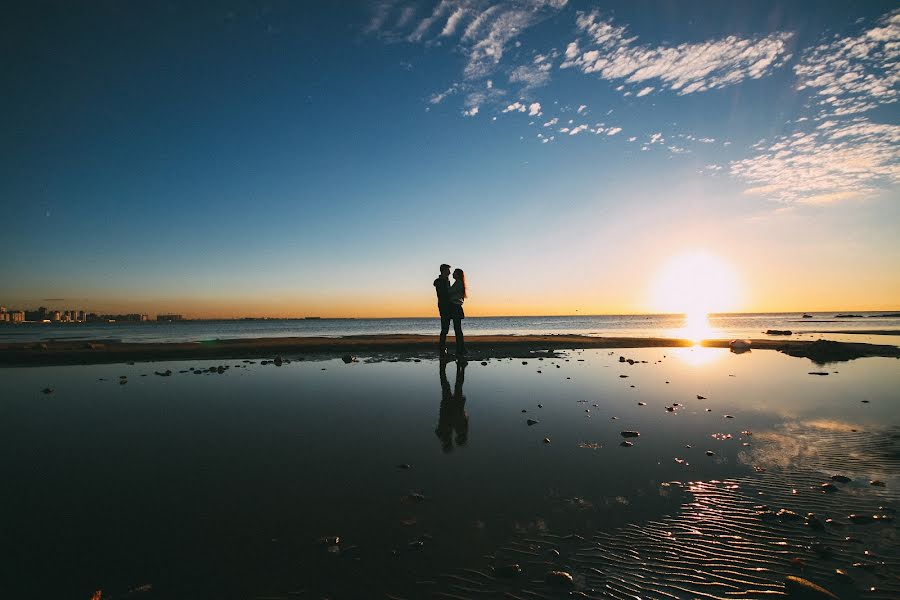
[436,360,469,452]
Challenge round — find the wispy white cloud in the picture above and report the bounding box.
[730,119,900,204]
[463,106,479,117]
[528,102,542,116]
[607,127,622,136]
[568,124,588,135]
[543,117,558,127]
[561,10,792,96]
[730,10,900,204]
[503,101,527,113]
[795,9,899,117]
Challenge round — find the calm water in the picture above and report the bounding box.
[2,311,900,344]
[2,348,898,598]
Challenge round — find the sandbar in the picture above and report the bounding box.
[1,334,899,366]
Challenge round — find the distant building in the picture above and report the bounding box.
[157,314,183,321]
[10,311,25,323]
[77,310,85,322]
[51,310,61,321]
[0,312,8,323]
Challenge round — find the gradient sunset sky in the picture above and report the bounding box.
[2,1,898,318]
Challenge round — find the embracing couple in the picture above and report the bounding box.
[433,263,467,357]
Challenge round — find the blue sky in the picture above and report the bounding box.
[1,1,898,316]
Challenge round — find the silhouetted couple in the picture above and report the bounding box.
[433,263,466,357]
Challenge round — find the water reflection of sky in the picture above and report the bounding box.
[2,348,898,597]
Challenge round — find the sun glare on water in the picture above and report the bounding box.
[648,251,742,343]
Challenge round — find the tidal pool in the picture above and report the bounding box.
[2,348,898,599]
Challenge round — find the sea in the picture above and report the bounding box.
[2,311,899,345]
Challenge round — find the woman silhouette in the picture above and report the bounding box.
[448,268,467,356]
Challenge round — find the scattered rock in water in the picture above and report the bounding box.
[724,414,735,419]
[620,431,640,438]
[777,509,801,520]
[665,406,674,412]
[545,571,574,586]
[820,483,838,493]
[870,480,885,487]
[610,416,618,420]
[697,395,706,400]
[521,409,527,413]
[620,440,633,447]
[119,379,128,385]
[638,402,646,406]
[154,370,172,377]
[706,450,715,456]
[274,356,284,366]
[494,564,522,578]
[705,408,712,412]
[522,361,528,365]
[41,387,54,394]
[806,513,824,530]
[766,329,793,336]
[341,354,356,364]
[831,475,851,483]
[396,463,411,470]
[674,458,688,465]
[481,361,487,366]
[848,514,875,524]
[526,419,539,426]
[808,372,829,376]
[834,569,852,582]
[618,356,625,362]
[619,374,629,378]
[407,491,426,503]
[543,437,551,444]
[537,404,543,408]
[861,399,869,403]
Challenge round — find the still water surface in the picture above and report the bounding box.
[2,348,898,598]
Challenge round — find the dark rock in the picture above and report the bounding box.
[527,419,539,426]
[870,480,885,487]
[41,387,54,394]
[341,354,356,364]
[620,440,633,447]
[820,483,838,493]
[830,475,851,483]
[543,437,551,444]
[620,431,640,438]
[766,329,793,336]
[706,450,715,456]
[274,356,284,366]
[808,372,829,376]
[697,395,707,400]
[777,509,801,520]
[619,374,629,378]
[396,463,411,470]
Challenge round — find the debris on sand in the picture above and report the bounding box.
[545,570,574,585]
[784,575,838,599]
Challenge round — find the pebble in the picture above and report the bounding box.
[544,571,574,585]
[784,575,838,599]
[495,564,522,578]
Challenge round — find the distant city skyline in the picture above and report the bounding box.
[2,2,898,318]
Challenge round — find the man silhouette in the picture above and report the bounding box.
[434,263,452,356]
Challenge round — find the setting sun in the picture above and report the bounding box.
[648,251,742,316]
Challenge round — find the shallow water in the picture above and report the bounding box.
[2,311,900,345]
[2,348,898,598]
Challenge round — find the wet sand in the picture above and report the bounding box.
[1,333,899,366]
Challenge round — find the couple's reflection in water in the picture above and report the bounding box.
[436,359,469,452]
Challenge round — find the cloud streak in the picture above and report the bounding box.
[560,10,793,96]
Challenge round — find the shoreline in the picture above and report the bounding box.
[1,334,898,366]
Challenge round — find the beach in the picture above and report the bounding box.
[3,339,898,599]
[3,333,900,366]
